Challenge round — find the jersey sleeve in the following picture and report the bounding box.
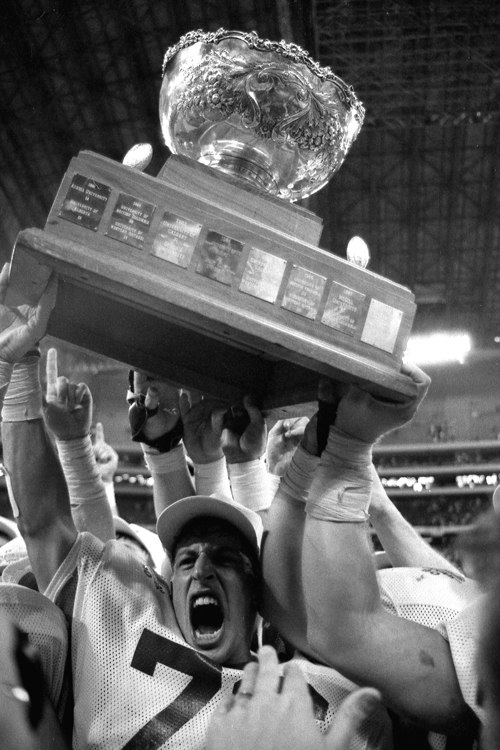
[436,597,486,723]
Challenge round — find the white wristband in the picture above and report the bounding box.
[0,360,14,401]
[142,443,187,474]
[194,456,232,501]
[1,355,42,422]
[227,458,274,513]
[56,436,105,505]
[279,445,320,505]
[103,481,118,515]
[307,427,373,523]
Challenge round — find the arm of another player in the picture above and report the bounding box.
[369,464,464,573]
[302,364,475,733]
[0,265,77,592]
[44,347,115,543]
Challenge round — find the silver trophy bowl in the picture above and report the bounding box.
[160,29,365,202]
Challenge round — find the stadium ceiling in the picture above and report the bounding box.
[1,0,499,348]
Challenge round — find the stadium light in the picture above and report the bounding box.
[405,332,471,365]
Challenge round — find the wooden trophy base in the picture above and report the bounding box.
[8,152,417,415]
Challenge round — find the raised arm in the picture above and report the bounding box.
[301,364,476,734]
[43,347,115,543]
[127,371,194,516]
[369,465,464,573]
[0,265,77,592]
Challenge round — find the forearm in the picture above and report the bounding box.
[194,455,232,500]
[302,428,472,732]
[370,467,463,573]
[261,445,320,654]
[142,443,194,517]
[2,420,77,591]
[56,436,115,542]
[227,457,275,520]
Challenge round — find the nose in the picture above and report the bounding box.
[192,551,215,581]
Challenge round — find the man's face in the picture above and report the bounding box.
[171,519,257,667]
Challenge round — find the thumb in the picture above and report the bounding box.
[324,687,382,750]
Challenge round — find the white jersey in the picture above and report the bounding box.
[378,566,481,750]
[45,532,390,750]
[436,598,485,724]
[0,582,68,715]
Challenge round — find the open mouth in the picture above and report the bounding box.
[190,594,225,644]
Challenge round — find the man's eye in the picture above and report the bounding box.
[217,552,241,567]
[176,556,194,569]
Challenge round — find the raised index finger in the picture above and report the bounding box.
[45,347,58,402]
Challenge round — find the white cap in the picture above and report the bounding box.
[156,495,263,561]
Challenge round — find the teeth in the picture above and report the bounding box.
[195,626,223,641]
[193,595,218,607]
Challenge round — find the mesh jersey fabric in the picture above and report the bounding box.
[0,535,28,566]
[0,582,68,712]
[377,566,482,750]
[377,566,480,626]
[436,598,485,725]
[45,531,391,750]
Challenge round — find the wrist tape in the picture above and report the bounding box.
[194,456,232,501]
[227,458,274,512]
[306,426,373,523]
[279,444,320,505]
[2,353,42,422]
[56,436,105,506]
[0,360,14,413]
[142,443,187,474]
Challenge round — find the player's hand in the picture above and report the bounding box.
[0,263,57,364]
[221,395,267,464]
[206,645,383,750]
[266,417,308,475]
[179,391,226,464]
[334,361,431,444]
[43,347,92,440]
[93,422,119,483]
[128,371,181,441]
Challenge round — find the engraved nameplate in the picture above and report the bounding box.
[106,193,156,249]
[239,247,287,303]
[322,281,365,336]
[152,211,202,267]
[282,265,327,319]
[196,231,243,285]
[58,174,111,231]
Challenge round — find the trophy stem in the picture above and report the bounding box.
[199,141,279,195]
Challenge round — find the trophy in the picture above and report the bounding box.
[8,29,416,414]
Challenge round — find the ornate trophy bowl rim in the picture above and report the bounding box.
[160,28,365,201]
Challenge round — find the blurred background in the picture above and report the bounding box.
[1,0,500,557]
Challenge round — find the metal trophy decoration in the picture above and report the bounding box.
[159,29,364,201]
[7,29,417,412]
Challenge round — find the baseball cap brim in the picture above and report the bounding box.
[156,495,262,561]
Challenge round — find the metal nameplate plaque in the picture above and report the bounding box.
[105,193,156,249]
[361,299,403,353]
[196,230,243,285]
[281,265,327,319]
[239,247,287,303]
[152,210,202,268]
[58,174,112,231]
[321,281,365,336]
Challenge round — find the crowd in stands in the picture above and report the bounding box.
[0,259,498,750]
